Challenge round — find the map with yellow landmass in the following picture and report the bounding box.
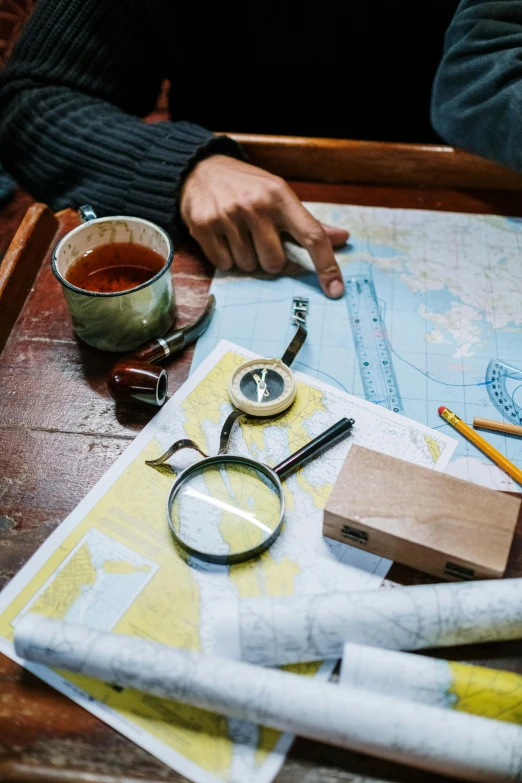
[18,530,157,631]
[341,645,522,727]
[0,341,456,783]
[449,661,522,725]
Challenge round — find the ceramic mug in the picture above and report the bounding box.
[52,206,175,352]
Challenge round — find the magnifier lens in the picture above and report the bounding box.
[169,461,282,562]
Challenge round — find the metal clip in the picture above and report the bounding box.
[291,297,309,326]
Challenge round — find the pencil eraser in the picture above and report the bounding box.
[438,406,447,415]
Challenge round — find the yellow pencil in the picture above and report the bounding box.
[439,406,522,486]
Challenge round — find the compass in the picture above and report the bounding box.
[229,357,296,416]
[228,297,308,420]
[213,297,309,451]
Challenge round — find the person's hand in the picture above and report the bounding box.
[180,155,348,298]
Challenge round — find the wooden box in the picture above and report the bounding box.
[323,445,521,580]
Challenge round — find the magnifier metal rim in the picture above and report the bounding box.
[166,455,285,565]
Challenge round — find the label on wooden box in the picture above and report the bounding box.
[323,445,521,580]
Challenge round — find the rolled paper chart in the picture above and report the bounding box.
[210,578,522,665]
[340,643,522,725]
[14,616,522,783]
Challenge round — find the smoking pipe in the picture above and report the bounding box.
[108,295,215,407]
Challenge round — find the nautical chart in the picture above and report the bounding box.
[0,341,455,783]
[192,203,522,491]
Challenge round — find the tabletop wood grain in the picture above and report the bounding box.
[1,179,522,783]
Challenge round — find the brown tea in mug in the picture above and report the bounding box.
[66,242,165,293]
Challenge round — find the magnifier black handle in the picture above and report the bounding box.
[274,417,354,480]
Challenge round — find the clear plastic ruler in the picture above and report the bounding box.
[345,267,403,413]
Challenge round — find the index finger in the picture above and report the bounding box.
[278,193,344,299]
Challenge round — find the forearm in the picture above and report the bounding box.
[0,0,244,235]
[431,0,522,170]
[0,81,241,234]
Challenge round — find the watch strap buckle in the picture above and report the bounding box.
[291,297,309,326]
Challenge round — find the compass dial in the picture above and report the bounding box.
[229,358,297,416]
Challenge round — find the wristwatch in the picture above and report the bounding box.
[218,298,308,451]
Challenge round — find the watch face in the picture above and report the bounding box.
[240,368,285,404]
[229,358,297,416]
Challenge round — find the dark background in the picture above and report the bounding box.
[169,2,461,143]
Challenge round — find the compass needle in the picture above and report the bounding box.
[260,368,270,398]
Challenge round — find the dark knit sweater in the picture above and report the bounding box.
[432,0,522,173]
[0,0,459,238]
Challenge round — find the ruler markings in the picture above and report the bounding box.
[345,273,403,413]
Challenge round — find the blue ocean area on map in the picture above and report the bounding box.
[192,204,522,488]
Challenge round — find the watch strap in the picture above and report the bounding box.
[218,407,246,454]
[145,438,208,468]
[281,323,307,368]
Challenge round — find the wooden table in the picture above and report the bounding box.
[1,136,522,783]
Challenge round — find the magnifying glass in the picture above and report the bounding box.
[166,417,354,564]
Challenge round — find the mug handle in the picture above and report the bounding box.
[78,205,98,223]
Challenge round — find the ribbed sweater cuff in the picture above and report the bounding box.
[122,122,246,241]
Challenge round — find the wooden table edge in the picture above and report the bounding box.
[225,133,522,190]
[0,203,59,354]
